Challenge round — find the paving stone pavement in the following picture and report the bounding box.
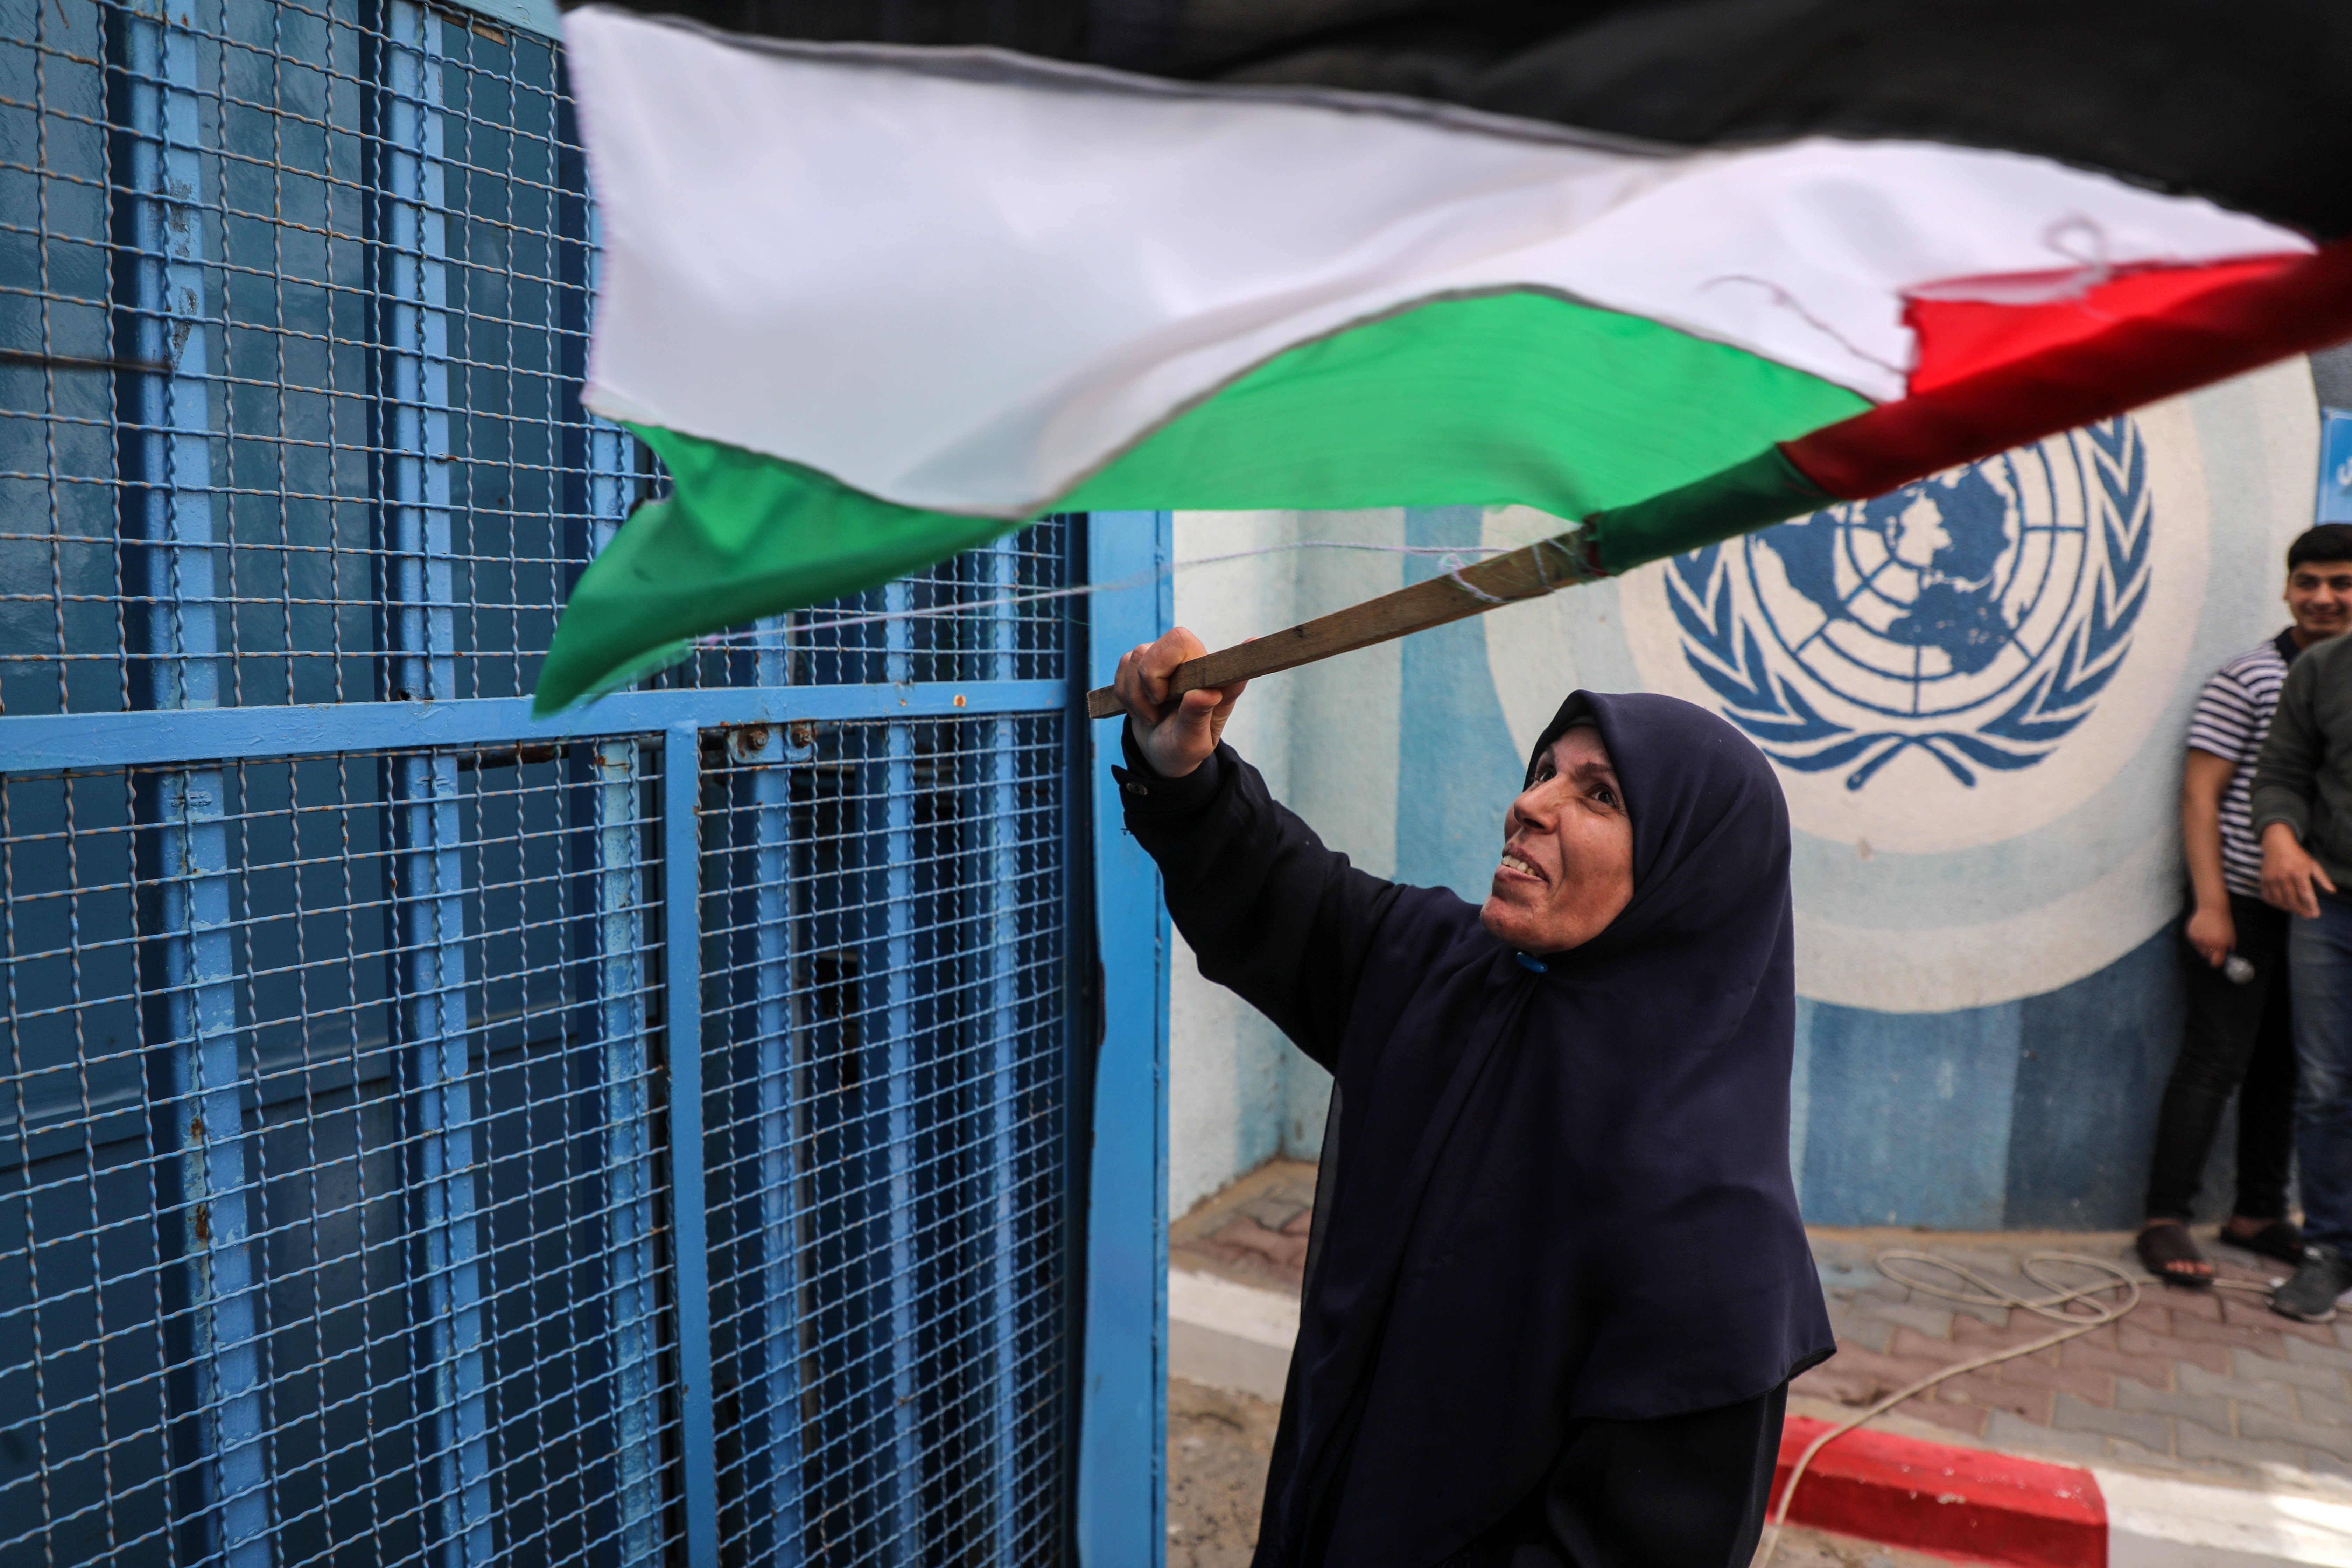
[1798,1225,2352,1486]
[1171,1158,1317,1295]
[1174,1165,2352,1490]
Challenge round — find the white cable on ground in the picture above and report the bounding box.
[1756,1251,2144,1568]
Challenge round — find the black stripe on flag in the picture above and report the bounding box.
[567,0,2352,238]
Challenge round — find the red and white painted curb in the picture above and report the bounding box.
[1170,1273,2352,1567]
[1778,1415,2352,1568]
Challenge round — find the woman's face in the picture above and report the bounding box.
[1479,724,1636,954]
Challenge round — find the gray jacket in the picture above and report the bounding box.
[2253,631,2352,890]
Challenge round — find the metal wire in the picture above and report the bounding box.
[700,711,1072,1566]
[0,745,680,1567]
[0,0,1085,1562]
[675,521,1076,692]
[0,0,1076,713]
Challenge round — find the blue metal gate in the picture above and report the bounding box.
[0,0,1121,1560]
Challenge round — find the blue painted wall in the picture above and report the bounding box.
[2008,933,2189,1228]
[1165,357,2331,1233]
[1398,507,1530,900]
[1797,997,2023,1230]
[1783,930,2196,1229]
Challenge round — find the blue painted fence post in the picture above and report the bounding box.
[593,738,665,1564]
[664,723,724,1568]
[382,7,493,1560]
[125,1,274,1558]
[985,538,1024,1556]
[757,729,823,1568]
[582,216,667,1568]
[1079,512,1172,1568]
[584,209,638,552]
[750,630,810,1563]
[878,581,926,1563]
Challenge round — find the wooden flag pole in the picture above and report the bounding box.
[1079,246,2352,722]
[1082,529,1600,720]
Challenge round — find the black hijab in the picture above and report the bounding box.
[1267,690,1832,1567]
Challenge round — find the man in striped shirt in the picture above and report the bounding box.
[2141,525,2352,1290]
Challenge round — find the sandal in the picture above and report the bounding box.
[2220,1218,2306,1266]
[2136,1221,2215,1286]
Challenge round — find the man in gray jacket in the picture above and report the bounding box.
[2255,537,2352,1318]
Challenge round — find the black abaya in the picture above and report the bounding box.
[1114,690,1832,1568]
[1442,1383,1789,1568]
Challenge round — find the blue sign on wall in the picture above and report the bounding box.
[2322,407,2352,524]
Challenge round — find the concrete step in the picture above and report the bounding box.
[1169,1268,1297,1403]
[2098,1466,2352,1568]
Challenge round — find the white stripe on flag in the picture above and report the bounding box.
[566,5,2304,516]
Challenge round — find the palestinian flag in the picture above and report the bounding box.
[534,0,2352,714]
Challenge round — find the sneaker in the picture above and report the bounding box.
[2272,1245,2352,1323]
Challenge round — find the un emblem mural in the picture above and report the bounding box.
[1484,364,2323,1011]
[1667,420,2149,791]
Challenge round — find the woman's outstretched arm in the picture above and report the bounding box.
[1111,626,1399,1070]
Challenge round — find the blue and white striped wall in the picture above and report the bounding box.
[1167,355,2340,1232]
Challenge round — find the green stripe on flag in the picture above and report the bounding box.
[533,426,1020,713]
[1066,292,1867,513]
[535,293,1867,714]
[1589,445,1840,576]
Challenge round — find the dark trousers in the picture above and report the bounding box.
[2144,893,2296,1223]
[2289,896,2352,1250]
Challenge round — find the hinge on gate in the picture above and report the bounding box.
[712,722,819,767]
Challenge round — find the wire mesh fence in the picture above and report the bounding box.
[0,0,1077,713]
[0,0,1091,1560]
[0,743,677,1567]
[2,0,587,711]
[699,713,1073,1567]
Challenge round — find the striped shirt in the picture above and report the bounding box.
[2188,629,2302,897]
